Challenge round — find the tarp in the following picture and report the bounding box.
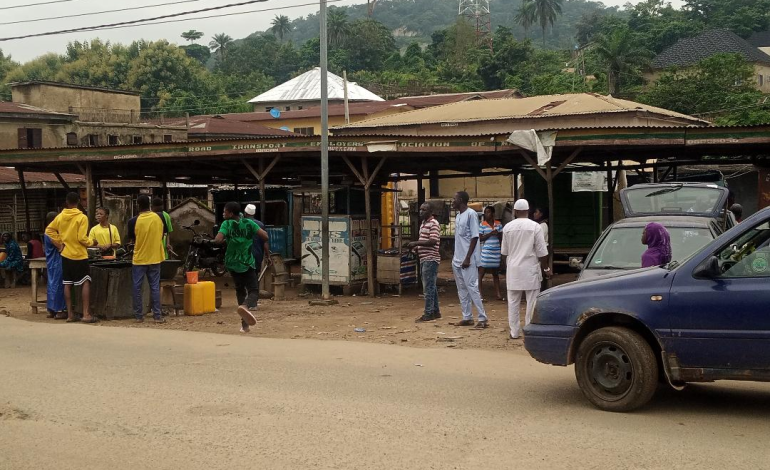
[507,130,558,166]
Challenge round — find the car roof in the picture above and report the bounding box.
[610,215,714,228]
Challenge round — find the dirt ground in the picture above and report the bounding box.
[1,266,577,352]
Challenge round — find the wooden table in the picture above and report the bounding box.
[28,258,47,314]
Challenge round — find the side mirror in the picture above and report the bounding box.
[193,220,201,226]
[693,256,720,278]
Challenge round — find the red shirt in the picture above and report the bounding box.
[417,217,441,263]
[27,239,44,259]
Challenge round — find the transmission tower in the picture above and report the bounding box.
[459,0,492,51]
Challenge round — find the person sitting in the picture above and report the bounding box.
[0,232,25,288]
[26,233,45,260]
[641,223,672,268]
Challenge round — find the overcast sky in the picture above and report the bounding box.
[1,0,684,63]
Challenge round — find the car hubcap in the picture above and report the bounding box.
[588,343,633,400]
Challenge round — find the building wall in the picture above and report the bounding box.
[254,100,346,112]
[646,63,770,93]
[12,83,141,115]
[437,171,515,199]
[0,119,186,150]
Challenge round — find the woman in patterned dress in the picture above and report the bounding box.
[478,206,503,300]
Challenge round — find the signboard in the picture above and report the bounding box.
[301,216,380,285]
[572,172,608,192]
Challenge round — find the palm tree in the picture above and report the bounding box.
[532,0,563,47]
[328,9,349,47]
[181,30,204,43]
[270,15,292,42]
[593,28,650,95]
[515,1,537,40]
[209,33,233,60]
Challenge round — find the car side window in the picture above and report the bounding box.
[716,221,770,278]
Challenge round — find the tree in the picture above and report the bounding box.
[532,0,563,47]
[592,27,650,95]
[181,30,204,43]
[328,8,350,47]
[209,33,233,60]
[344,19,397,72]
[515,1,537,40]
[181,44,211,65]
[0,49,19,99]
[640,53,770,125]
[271,15,292,42]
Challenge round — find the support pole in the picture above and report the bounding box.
[545,162,554,289]
[606,161,614,227]
[512,170,520,200]
[161,178,169,211]
[85,163,96,227]
[53,172,71,191]
[416,173,425,207]
[320,0,331,300]
[259,158,267,222]
[17,169,31,234]
[343,70,350,125]
[362,157,375,296]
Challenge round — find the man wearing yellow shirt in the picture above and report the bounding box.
[88,207,121,257]
[44,192,100,323]
[127,195,167,323]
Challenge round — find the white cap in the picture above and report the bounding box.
[513,199,530,211]
[244,204,256,216]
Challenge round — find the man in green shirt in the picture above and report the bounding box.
[152,197,174,259]
[209,201,269,333]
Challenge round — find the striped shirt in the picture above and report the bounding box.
[417,217,441,263]
[479,220,503,268]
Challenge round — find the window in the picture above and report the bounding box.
[714,221,770,278]
[17,128,42,149]
[284,106,291,111]
[88,134,99,146]
[293,127,314,136]
[297,106,304,110]
[66,132,78,146]
[108,135,119,146]
[760,75,765,87]
[132,135,143,144]
[264,107,272,112]
[163,134,173,143]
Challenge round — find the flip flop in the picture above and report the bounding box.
[82,317,99,324]
[54,313,68,320]
[65,317,80,323]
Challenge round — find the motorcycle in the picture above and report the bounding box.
[182,220,227,277]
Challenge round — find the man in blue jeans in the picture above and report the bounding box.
[127,194,167,323]
[408,202,442,322]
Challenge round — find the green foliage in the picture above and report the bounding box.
[209,34,234,62]
[592,27,651,94]
[639,53,770,124]
[181,44,211,66]
[181,30,205,43]
[271,15,292,42]
[684,0,770,37]
[0,49,19,100]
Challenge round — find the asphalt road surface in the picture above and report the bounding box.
[2,317,769,470]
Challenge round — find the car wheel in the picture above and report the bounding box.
[575,326,658,412]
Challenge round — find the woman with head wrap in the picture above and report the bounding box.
[0,232,25,288]
[44,212,66,318]
[641,222,672,268]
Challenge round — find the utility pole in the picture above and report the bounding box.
[320,0,331,300]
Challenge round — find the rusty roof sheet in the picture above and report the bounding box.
[9,80,141,96]
[0,167,83,184]
[334,93,707,129]
[0,101,75,118]
[168,116,301,137]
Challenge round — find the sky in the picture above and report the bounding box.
[1,0,684,63]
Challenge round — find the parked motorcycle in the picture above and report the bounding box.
[182,220,227,277]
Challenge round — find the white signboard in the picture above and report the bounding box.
[572,172,608,192]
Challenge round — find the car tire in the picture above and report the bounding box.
[575,326,658,412]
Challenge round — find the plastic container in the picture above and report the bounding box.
[185,270,198,284]
[184,281,216,315]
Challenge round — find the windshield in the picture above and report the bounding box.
[586,226,714,270]
[622,185,724,216]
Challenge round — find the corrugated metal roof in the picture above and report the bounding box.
[0,167,83,184]
[157,115,300,137]
[335,93,708,130]
[0,101,75,118]
[248,67,383,104]
[9,80,141,96]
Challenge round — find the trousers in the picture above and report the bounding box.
[507,289,539,338]
[420,261,440,315]
[452,263,487,322]
[133,264,161,320]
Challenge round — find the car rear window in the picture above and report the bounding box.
[623,186,723,216]
[587,226,714,270]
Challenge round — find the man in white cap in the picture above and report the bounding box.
[501,198,550,339]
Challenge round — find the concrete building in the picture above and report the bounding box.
[1,81,187,150]
[647,29,770,93]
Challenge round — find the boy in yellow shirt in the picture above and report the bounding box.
[88,207,121,257]
[127,195,167,323]
[45,192,99,323]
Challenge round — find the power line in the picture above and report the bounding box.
[0,0,78,11]
[65,0,346,35]
[0,0,203,27]
[0,0,270,42]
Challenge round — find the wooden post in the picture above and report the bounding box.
[85,164,96,227]
[512,170,520,199]
[17,169,31,234]
[259,158,267,222]
[362,157,376,296]
[606,161,614,227]
[545,162,554,288]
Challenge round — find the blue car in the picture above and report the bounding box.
[524,206,770,412]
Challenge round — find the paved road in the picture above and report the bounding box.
[1,317,769,470]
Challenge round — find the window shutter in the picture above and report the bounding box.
[32,129,43,148]
[17,128,28,148]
